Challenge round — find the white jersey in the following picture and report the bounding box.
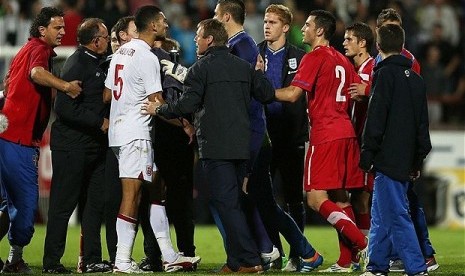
[105,39,162,146]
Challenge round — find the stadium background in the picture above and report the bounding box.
[0,0,464,229]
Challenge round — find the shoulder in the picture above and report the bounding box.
[286,42,306,58]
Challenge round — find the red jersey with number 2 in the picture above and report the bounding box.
[291,45,360,145]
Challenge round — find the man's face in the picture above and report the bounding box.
[301,15,317,46]
[110,31,119,53]
[154,12,169,41]
[213,4,226,23]
[120,20,138,45]
[195,26,209,56]
[42,16,65,48]
[343,30,361,57]
[263,12,287,43]
[94,24,109,55]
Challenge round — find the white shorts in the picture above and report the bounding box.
[112,139,153,182]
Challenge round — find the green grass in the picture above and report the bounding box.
[0,225,464,275]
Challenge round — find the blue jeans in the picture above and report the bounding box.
[0,138,39,246]
[368,172,427,275]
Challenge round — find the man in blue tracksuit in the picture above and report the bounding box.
[359,24,431,276]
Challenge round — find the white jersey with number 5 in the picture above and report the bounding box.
[105,39,162,147]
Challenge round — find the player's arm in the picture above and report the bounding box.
[275,85,304,103]
[30,66,81,98]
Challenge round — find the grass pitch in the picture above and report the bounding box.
[0,225,464,275]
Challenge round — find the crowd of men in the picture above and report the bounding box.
[0,0,440,275]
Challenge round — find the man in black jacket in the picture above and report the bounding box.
[43,18,111,274]
[143,18,275,273]
[359,24,431,276]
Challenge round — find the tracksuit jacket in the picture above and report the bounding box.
[360,54,432,182]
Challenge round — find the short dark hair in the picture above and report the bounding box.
[376,8,402,27]
[134,5,162,33]
[217,0,245,25]
[309,10,336,40]
[346,22,374,51]
[29,7,64,38]
[198,19,228,46]
[377,24,404,54]
[113,16,134,44]
[77,18,105,45]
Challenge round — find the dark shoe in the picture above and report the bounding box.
[237,265,264,273]
[217,264,234,273]
[0,258,4,271]
[83,261,113,273]
[139,256,163,272]
[42,264,72,274]
[2,259,33,274]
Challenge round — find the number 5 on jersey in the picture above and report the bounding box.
[113,64,124,100]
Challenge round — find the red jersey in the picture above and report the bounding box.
[0,38,56,147]
[291,45,360,145]
[401,48,420,74]
[352,56,375,139]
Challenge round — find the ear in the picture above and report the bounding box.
[359,39,366,48]
[224,12,231,23]
[38,26,46,37]
[316,27,324,37]
[283,24,290,33]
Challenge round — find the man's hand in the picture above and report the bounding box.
[141,99,162,115]
[180,118,195,144]
[160,59,187,84]
[348,82,368,102]
[64,80,82,99]
[101,118,109,134]
[242,176,249,194]
[255,54,265,71]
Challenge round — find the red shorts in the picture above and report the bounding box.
[304,138,364,191]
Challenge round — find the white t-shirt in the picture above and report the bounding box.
[105,39,162,146]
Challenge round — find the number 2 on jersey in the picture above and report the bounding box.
[113,64,124,100]
[335,65,346,102]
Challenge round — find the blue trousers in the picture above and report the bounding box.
[368,172,427,275]
[0,138,38,246]
[248,144,315,259]
[202,159,261,270]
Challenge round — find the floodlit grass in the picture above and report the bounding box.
[0,225,464,275]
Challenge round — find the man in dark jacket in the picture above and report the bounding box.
[359,24,431,276]
[43,18,111,274]
[143,18,275,273]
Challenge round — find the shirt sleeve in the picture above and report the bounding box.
[28,46,50,75]
[141,53,163,96]
[291,53,319,92]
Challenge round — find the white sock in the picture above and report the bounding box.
[8,245,23,264]
[149,203,178,263]
[115,215,137,270]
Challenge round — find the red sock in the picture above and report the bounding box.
[337,234,352,267]
[336,206,357,267]
[319,200,367,250]
[355,213,370,236]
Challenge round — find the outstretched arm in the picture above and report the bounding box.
[275,85,304,103]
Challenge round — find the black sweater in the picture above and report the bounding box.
[51,46,108,151]
[360,54,431,182]
[158,46,275,159]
